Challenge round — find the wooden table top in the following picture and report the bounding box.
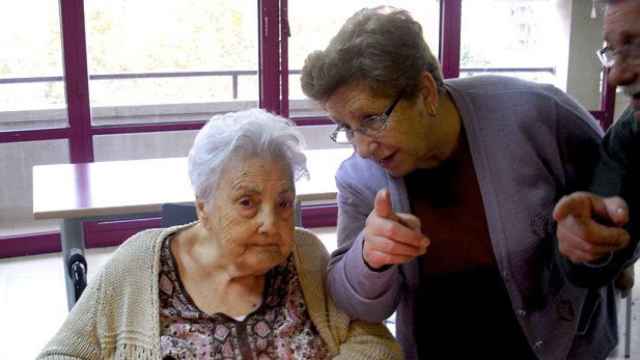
[33,148,353,220]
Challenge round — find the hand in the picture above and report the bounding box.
[362,188,430,270]
[553,192,630,263]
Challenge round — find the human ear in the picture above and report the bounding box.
[196,199,211,229]
[420,71,439,114]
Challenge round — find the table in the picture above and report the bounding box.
[33,147,352,309]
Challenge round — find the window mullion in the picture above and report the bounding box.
[59,0,93,163]
[279,0,289,117]
[439,0,462,79]
[259,0,281,114]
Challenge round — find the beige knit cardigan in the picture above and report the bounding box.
[37,224,402,359]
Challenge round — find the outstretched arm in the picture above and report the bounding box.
[327,177,427,322]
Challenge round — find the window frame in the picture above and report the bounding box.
[0,0,617,257]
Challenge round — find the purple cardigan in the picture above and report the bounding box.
[328,76,617,359]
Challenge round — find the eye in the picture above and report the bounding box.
[361,115,377,125]
[279,198,293,209]
[238,197,254,209]
[361,115,385,131]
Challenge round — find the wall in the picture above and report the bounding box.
[566,0,603,112]
[565,0,629,122]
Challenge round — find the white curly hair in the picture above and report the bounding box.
[188,108,309,206]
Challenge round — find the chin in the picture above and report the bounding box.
[383,158,414,177]
[387,167,411,178]
[242,248,289,273]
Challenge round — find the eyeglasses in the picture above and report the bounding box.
[597,41,640,68]
[329,92,403,144]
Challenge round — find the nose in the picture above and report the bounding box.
[258,205,277,236]
[351,132,379,159]
[608,61,638,88]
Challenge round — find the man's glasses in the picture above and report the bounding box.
[329,92,403,144]
[597,41,640,68]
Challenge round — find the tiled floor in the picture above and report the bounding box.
[0,228,637,359]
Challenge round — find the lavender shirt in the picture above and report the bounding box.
[327,76,621,359]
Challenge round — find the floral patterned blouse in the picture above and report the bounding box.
[158,236,330,360]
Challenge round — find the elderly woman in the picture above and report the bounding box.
[38,109,401,359]
[301,6,627,360]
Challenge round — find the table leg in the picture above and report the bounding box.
[61,218,86,310]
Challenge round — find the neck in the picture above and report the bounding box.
[432,90,462,163]
[177,224,266,291]
[171,224,266,317]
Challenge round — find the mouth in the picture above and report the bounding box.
[377,151,398,169]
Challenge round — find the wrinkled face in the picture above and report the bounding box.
[199,154,295,276]
[604,0,640,120]
[324,82,444,177]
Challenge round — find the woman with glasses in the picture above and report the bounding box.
[301,6,616,359]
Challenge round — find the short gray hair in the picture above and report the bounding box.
[301,6,443,103]
[188,108,308,205]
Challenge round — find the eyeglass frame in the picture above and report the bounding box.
[329,91,404,144]
[596,40,640,68]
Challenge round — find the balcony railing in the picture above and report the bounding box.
[0,66,555,99]
[0,67,557,130]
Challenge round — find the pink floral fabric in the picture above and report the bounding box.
[158,236,330,360]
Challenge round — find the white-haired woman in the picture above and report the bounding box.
[38,109,402,360]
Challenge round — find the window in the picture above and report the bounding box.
[0,0,617,255]
[0,1,69,237]
[288,0,441,119]
[93,131,198,161]
[460,0,563,85]
[460,0,605,111]
[85,0,259,127]
[0,1,67,131]
[0,141,69,237]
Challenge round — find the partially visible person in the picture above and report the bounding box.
[301,6,614,360]
[553,0,639,292]
[37,109,402,359]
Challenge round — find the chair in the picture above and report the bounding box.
[67,248,87,304]
[160,203,198,227]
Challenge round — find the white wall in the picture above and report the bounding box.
[565,0,603,111]
[565,0,629,123]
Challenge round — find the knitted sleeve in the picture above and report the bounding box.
[36,270,103,359]
[332,319,403,360]
[293,228,403,360]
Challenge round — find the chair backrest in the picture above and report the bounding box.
[160,203,198,227]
